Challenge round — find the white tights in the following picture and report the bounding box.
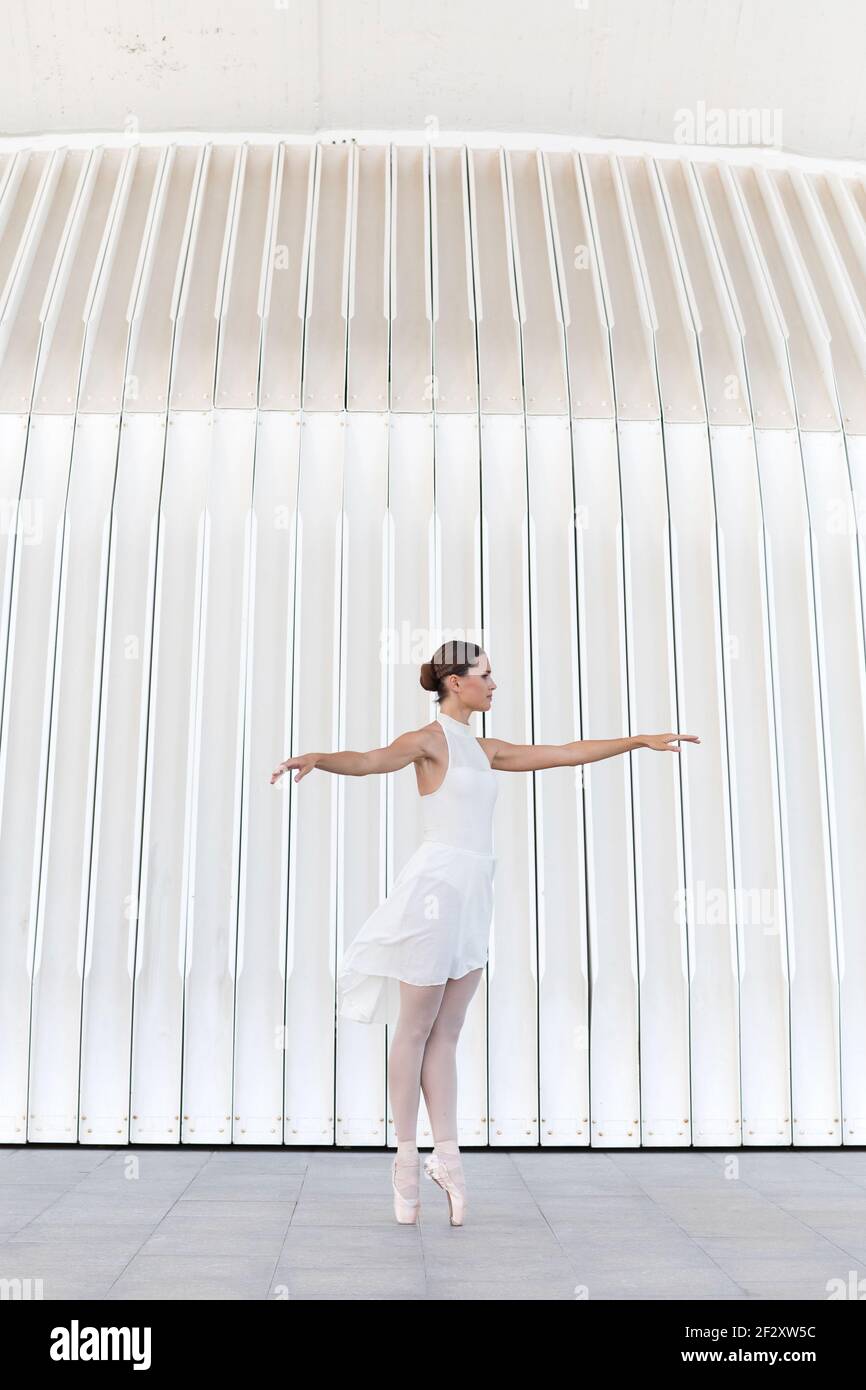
[388,968,483,1191]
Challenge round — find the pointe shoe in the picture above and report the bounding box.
[423,1150,466,1226]
[391,1154,420,1224]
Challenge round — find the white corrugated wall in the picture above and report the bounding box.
[0,135,865,1148]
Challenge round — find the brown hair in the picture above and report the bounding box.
[419,640,483,704]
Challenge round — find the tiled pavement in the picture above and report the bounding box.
[1,1145,865,1300]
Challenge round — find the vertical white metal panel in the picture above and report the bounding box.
[131,411,210,1142]
[526,415,589,1145]
[0,412,49,1141]
[710,426,790,1145]
[802,431,866,1144]
[284,413,344,1143]
[619,419,690,1144]
[434,413,488,1143]
[0,416,74,1136]
[340,415,432,1146]
[233,411,300,1143]
[572,418,638,1144]
[335,413,389,1144]
[664,423,740,1143]
[79,413,165,1144]
[842,434,866,1142]
[3,417,75,1137]
[482,413,537,1145]
[757,429,841,1142]
[28,416,118,1141]
[181,410,257,1142]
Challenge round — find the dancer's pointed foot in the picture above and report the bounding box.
[423,1146,466,1226]
[391,1152,421,1224]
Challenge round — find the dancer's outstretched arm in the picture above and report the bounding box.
[480,730,700,772]
[270,727,436,785]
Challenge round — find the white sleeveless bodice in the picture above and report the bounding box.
[420,711,498,857]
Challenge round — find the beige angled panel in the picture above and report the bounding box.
[582,153,658,421]
[302,144,350,411]
[469,148,522,414]
[620,155,704,424]
[34,147,127,413]
[733,164,838,431]
[346,144,389,411]
[170,144,238,410]
[79,147,163,414]
[544,151,613,420]
[430,147,476,413]
[694,162,794,428]
[774,169,866,434]
[506,149,568,415]
[215,144,276,409]
[655,158,748,426]
[124,145,201,414]
[390,145,432,413]
[259,143,314,411]
[0,150,90,412]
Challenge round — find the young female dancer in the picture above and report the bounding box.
[271,641,699,1226]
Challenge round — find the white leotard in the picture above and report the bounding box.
[337,711,499,1027]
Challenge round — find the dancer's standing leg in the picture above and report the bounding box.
[388,980,447,1203]
[419,967,483,1213]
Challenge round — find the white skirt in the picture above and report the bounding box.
[337,839,497,1027]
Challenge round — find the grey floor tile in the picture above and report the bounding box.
[107,1254,275,1300]
[2,1146,864,1302]
[271,1265,428,1300]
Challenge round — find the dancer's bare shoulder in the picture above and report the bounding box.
[358,720,444,778]
[412,718,448,795]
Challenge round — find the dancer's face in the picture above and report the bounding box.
[460,653,496,712]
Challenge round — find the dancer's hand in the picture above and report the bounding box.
[638,732,701,753]
[270,753,320,785]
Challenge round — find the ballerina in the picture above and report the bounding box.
[271,640,699,1225]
